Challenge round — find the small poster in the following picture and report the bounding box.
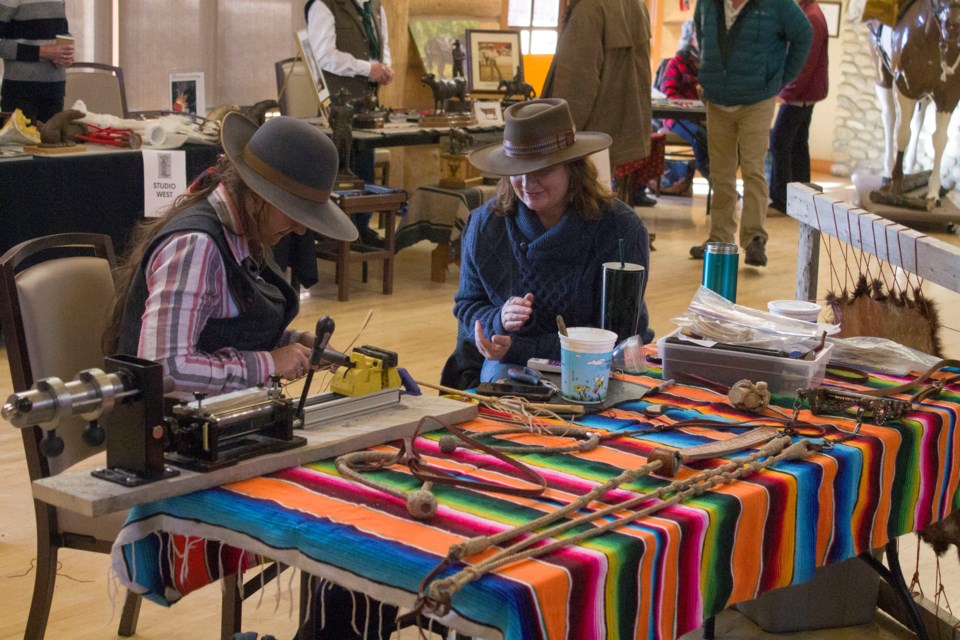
[142,148,187,218]
[169,71,206,116]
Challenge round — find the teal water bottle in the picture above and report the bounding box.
[702,242,739,302]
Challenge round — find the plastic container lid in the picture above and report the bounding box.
[767,299,821,321]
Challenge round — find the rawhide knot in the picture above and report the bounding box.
[438,434,460,454]
[728,379,771,412]
[406,489,438,519]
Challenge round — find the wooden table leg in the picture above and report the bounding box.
[382,209,396,295]
[431,241,450,283]
[337,240,350,301]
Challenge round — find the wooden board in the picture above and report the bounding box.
[31,394,477,518]
[24,143,87,154]
[851,173,960,225]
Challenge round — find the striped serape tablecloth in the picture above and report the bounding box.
[111,365,960,640]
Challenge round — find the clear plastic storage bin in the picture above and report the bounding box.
[657,332,834,396]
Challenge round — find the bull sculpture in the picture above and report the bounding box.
[421,73,468,113]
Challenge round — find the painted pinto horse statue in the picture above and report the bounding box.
[869,0,960,210]
[421,73,468,113]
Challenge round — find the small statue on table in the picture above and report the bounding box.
[440,127,482,188]
[498,67,536,106]
[329,88,364,189]
[451,39,466,79]
[351,89,387,129]
[420,73,476,127]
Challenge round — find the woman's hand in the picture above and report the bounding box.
[500,293,534,333]
[271,343,313,380]
[39,43,74,68]
[475,320,512,361]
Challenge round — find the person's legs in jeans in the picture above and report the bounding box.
[791,105,815,185]
[768,103,812,213]
[736,97,776,248]
[671,120,710,179]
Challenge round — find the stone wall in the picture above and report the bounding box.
[830,19,960,191]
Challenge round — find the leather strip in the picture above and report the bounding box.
[649,426,782,477]
[241,149,331,203]
[503,129,576,159]
[407,417,548,498]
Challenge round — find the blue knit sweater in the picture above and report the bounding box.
[453,197,653,370]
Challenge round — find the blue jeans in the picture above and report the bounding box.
[669,120,710,179]
[768,103,814,212]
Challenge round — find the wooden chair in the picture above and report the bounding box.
[65,62,128,118]
[0,233,270,640]
[315,189,408,301]
[0,233,141,639]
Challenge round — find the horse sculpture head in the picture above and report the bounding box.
[933,0,960,42]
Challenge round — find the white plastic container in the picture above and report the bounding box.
[657,332,833,396]
[767,299,822,323]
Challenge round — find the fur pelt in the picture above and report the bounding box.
[825,274,943,357]
[918,511,960,562]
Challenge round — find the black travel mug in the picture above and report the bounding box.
[601,262,646,344]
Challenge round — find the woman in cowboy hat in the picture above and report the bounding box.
[442,98,654,389]
[103,112,358,394]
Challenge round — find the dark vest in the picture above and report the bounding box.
[118,203,299,359]
[305,0,384,99]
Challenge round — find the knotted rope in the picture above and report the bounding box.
[416,436,819,615]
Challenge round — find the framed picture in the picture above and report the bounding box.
[465,29,522,92]
[295,29,331,107]
[169,72,205,116]
[473,100,504,124]
[820,1,842,37]
[409,18,487,79]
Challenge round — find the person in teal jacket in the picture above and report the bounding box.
[689,0,812,268]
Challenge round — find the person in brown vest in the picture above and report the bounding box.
[305,0,394,247]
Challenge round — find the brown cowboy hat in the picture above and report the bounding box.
[468,98,611,176]
[221,112,358,241]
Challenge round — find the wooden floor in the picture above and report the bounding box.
[2,175,960,639]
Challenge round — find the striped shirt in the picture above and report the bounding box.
[0,0,68,83]
[138,185,302,394]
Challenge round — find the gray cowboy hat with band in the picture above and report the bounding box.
[221,112,358,241]
[468,98,612,176]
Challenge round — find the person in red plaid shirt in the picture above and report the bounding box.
[658,20,710,195]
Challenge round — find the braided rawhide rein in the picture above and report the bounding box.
[414,436,819,617]
[336,416,551,519]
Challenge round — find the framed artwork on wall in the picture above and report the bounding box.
[465,29,523,92]
[169,72,205,116]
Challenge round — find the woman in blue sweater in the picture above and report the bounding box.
[441,99,654,389]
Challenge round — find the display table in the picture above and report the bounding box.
[396,183,497,282]
[110,357,960,639]
[0,144,220,256]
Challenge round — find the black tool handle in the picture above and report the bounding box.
[297,316,335,421]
